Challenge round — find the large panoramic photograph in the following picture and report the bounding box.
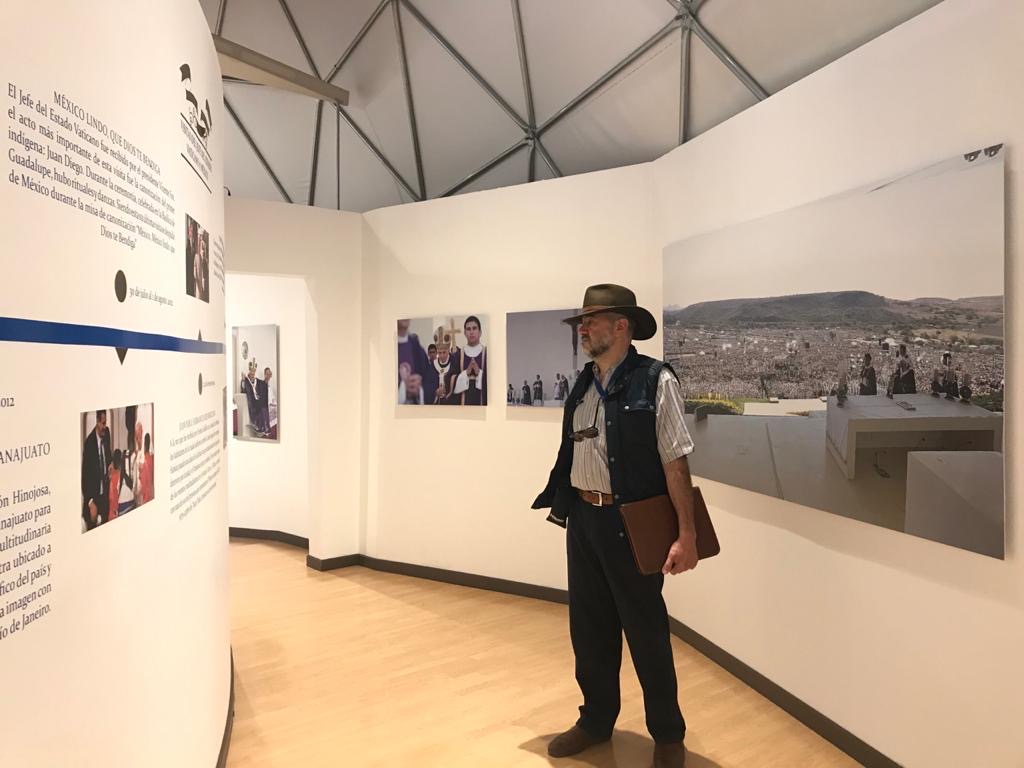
[663,145,1005,557]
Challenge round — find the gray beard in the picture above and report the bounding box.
[584,338,611,358]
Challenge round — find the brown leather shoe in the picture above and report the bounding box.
[653,741,686,767]
[547,725,610,758]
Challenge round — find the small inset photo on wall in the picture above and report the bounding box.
[185,213,210,302]
[507,309,581,407]
[397,315,488,405]
[233,324,279,441]
[81,404,155,533]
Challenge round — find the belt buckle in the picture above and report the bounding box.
[591,491,604,507]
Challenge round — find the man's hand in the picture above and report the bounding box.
[662,529,698,575]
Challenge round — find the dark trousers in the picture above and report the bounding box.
[567,494,685,743]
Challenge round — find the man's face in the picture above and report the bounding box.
[397,319,410,336]
[264,369,272,382]
[579,313,619,358]
[465,320,481,346]
[428,347,437,362]
[248,370,255,381]
[97,413,107,434]
[135,423,143,447]
[439,348,450,365]
[406,374,422,397]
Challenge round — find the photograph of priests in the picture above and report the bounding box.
[451,315,487,406]
[396,315,489,406]
[532,284,696,768]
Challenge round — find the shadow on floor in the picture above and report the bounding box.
[520,731,722,768]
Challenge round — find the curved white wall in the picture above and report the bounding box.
[0,2,230,767]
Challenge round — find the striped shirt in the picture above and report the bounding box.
[570,361,694,494]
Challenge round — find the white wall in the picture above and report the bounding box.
[225,202,363,559]
[652,3,1023,766]
[226,273,312,538]
[224,1,1024,765]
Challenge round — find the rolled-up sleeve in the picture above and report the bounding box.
[655,368,694,464]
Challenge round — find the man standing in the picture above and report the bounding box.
[452,316,487,405]
[81,410,112,530]
[533,284,696,768]
[859,352,877,395]
[241,365,263,436]
[260,367,275,434]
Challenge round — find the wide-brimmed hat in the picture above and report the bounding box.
[562,283,657,341]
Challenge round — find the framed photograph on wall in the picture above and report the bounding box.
[232,324,280,442]
[662,145,1005,557]
[81,403,155,532]
[397,315,489,406]
[506,308,580,407]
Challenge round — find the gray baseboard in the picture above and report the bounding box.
[216,649,235,768]
[306,552,900,768]
[230,526,309,550]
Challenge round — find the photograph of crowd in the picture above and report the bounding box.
[397,315,488,406]
[233,325,279,441]
[81,404,155,532]
[185,213,210,303]
[663,146,1005,556]
[506,309,581,407]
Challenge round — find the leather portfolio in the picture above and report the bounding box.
[619,488,720,575]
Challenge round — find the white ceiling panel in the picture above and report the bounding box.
[459,144,529,197]
[224,82,319,205]
[402,2,526,198]
[334,7,420,192]
[335,104,409,212]
[541,32,681,177]
[285,0,385,79]
[699,0,943,95]
[520,0,676,125]
[410,0,528,121]
[220,0,314,75]
[223,99,289,203]
[687,31,759,140]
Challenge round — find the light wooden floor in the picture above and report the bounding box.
[227,540,859,768]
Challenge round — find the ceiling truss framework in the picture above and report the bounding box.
[217,0,769,209]
[213,0,941,211]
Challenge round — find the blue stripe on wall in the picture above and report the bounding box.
[0,317,224,354]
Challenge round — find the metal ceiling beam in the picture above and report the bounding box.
[678,22,692,145]
[215,36,349,104]
[538,18,680,136]
[534,139,562,178]
[689,13,768,100]
[278,0,321,78]
[441,139,528,197]
[335,104,421,202]
[215,0,229,36]
[224,97,294,204]
[308,100,324,205]
[326,0,390,83]
[510,0,536,131]
[528,142,536,183]
[393,0,426,200]
[400,0,529,133]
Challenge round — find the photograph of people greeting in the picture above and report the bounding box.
[232,325,280,441]
[81,404,155,532]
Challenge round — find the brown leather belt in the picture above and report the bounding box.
[577,488,616,506]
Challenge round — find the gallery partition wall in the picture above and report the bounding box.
[224,1,1024,767]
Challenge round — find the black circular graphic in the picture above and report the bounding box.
[198,373,203,395]
[114,270,127,303]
